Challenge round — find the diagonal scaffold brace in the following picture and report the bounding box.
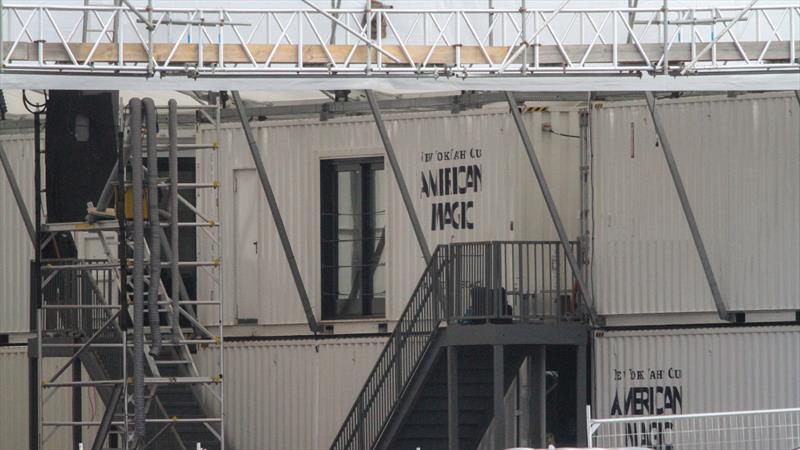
[231,90,321,333]
[506,91,603,327]
[644,92,734,322]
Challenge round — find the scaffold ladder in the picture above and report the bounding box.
[35,95,225,450]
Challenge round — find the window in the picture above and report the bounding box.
[321,158,386,319]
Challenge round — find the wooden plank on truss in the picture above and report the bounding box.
[3,41,797,66]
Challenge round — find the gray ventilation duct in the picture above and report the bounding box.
[143,97,163,355]
[128,97,146,443]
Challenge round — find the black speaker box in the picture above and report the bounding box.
[45,90,119,223]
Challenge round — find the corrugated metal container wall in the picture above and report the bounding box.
[0,346,102,450]
[592,93,800,317]
[197,107,580,327]
[594,326,800,417]
[194,336,387,450]
[0,133,35,334]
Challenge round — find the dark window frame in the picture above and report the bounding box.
[320,157,385,320]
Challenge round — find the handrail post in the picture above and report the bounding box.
[357,397,366,450]
[444,245,452,322]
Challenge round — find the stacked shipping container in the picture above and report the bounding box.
[591,93,800,323]
[589,92,800,447]
[0,93,797,448]
[195,105,582,333]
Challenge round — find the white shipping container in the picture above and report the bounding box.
[0,346,103,450]
[592,93,800,320]
[196,106,582,329]
[593,325,800,446]
[0,133,36,334]
[193,336,387,450]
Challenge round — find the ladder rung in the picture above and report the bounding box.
[157,182,218,189]
[154,360,190,365]
[145,376,219,385]
[44,379,124,388]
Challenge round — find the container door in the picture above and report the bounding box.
[233,168,260,322]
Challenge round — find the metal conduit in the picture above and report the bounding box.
[128,97,146,444]
[168,99,181,342]
[143,98,163,355]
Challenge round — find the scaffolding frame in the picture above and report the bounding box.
[0,1,797,82]
[32,94,225,450]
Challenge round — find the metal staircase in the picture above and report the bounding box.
[331,241,591,450]
[35,96,225,450]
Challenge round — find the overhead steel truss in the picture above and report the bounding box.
[0,1,798,87]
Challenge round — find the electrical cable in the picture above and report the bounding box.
[22,89,48,114]
[548,129,580,139]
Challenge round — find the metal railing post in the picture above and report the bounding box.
[357,397,366,450]
[644,92,732,322]
[447,345,459,450]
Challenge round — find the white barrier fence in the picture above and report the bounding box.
[587,406,800,450]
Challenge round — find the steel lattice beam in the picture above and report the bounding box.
[0,2,797,89]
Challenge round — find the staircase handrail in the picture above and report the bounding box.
[330,245,449,450]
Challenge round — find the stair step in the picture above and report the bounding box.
[154,359,190,365]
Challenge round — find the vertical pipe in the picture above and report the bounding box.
[146,0,153,76]
[529,345,546,447]
[82,0,90,43]
[576,343,588,446]
[36,309,43,450]
[30,110,43,450]
[28,350,38,450]
[115,97,128,444]
[447,345,459,450]
[0,142,35,245]
[72,359,82,449]
[143,97,162,355]
[365,90,432,263]
[506,92,601,326]
[578,108,590,309]
[122,331,129,450]
[128,98,146,444]
[168,99,181,342]
[230,90,320,332]
[488,0,494,46]
[493,344,506,449]
[662,0,669,74]
[643,92,731,321]
[117,120,128,328]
